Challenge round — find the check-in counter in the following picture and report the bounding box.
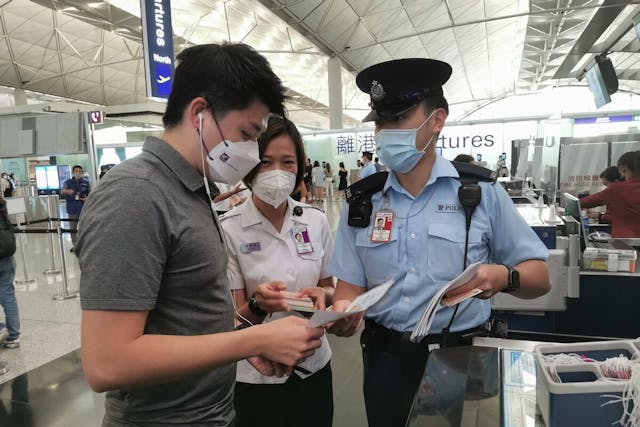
[492,236,640,340]
[553,238,640,338]
[406,337,634,427]
[406,338,545,427]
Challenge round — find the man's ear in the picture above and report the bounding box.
[432,108,447,133]
[188,97,208,129]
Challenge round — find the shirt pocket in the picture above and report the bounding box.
[427,224,483,282]
[355,228,399,284]
[298,243,325,261]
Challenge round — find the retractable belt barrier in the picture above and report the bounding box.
[13,224,79,301]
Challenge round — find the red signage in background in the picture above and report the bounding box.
[89,111,103,124]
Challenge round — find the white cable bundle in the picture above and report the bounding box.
[601,363,640,427]
[600,355,635,380]
[543,353,596,383]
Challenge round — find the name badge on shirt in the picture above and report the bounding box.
[240,242,261,254]
[292,225,313,254]
[371,210,394,243]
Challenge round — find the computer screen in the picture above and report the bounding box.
[563,192,588,251]
[35,165,60,190]
[586,63,611,108]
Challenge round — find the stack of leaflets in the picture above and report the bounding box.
[282,291,315,313]
[410,262,481,343]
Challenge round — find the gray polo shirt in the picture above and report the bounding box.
[77,136,235,426]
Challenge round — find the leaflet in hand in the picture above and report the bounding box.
[306,278,394,328]
[410,262,481,343]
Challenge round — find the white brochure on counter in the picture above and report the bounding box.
[307,278,395,328]
[410,262,481,343]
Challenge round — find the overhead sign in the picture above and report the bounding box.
[140,0,174,99]
[574,115,635,125]
[88,111,103,124]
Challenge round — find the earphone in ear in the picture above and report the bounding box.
[197,111,203,120]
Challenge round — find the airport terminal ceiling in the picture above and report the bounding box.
[1,0,640,128]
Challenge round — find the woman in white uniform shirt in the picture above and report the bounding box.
[220,116,335,427]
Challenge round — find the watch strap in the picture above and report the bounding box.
[248,295,267,316]
[500,264,519,293]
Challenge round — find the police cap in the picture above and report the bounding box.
[356,58,452,122]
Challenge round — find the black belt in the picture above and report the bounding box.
[363,319,489,350]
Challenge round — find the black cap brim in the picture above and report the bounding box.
[361,102,420,123]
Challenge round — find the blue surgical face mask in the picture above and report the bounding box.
[374,110,436,173]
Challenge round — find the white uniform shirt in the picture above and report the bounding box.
[220,196,334,384]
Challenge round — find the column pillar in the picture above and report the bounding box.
[328,56,343,129]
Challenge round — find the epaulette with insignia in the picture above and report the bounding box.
[451,161,496,184]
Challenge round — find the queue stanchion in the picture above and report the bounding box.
[52,226,78,301]
[14,222,36,287]
[43,195,60,275]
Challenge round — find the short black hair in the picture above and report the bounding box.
[453,154,474,164]
[243,116,306,191]
[599,166,622,182]
[72,165,83,172]
[362,152,373,161]
[617,151,640,176]
[424,96,449,115]
[163,43,286,128]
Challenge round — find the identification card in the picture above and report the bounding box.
[371,210,394,243]
[240,242,261,254]
[292,226,313,254]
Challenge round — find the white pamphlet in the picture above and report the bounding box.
[306,278,395,328]
[410,262,481,343]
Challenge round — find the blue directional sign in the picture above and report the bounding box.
[140,0,174,99]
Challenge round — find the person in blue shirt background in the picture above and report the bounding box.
[327,58,551,427]
[62,165,90,248]
[358,151,377,180]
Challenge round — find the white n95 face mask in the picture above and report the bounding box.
[198,112,261,185]
[252,170,296,208]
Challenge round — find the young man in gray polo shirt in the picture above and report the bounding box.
[76,43,325,426]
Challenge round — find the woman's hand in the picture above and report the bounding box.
[254,281,289,313]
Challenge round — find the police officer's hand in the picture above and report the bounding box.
[254,281,289,313]
[325,299,364,337]
[444,264,508,300]
[298,287,328,311]
[258,316,324,367]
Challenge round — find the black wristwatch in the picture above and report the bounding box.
[501,265,520,293]
[247,295,267,316]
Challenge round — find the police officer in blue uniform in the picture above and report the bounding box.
[327,58,551,427]
[62,165,90,247]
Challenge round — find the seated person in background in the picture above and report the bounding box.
[581,151,640,238]
[221,116,335,427]
[453,153,475,164]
